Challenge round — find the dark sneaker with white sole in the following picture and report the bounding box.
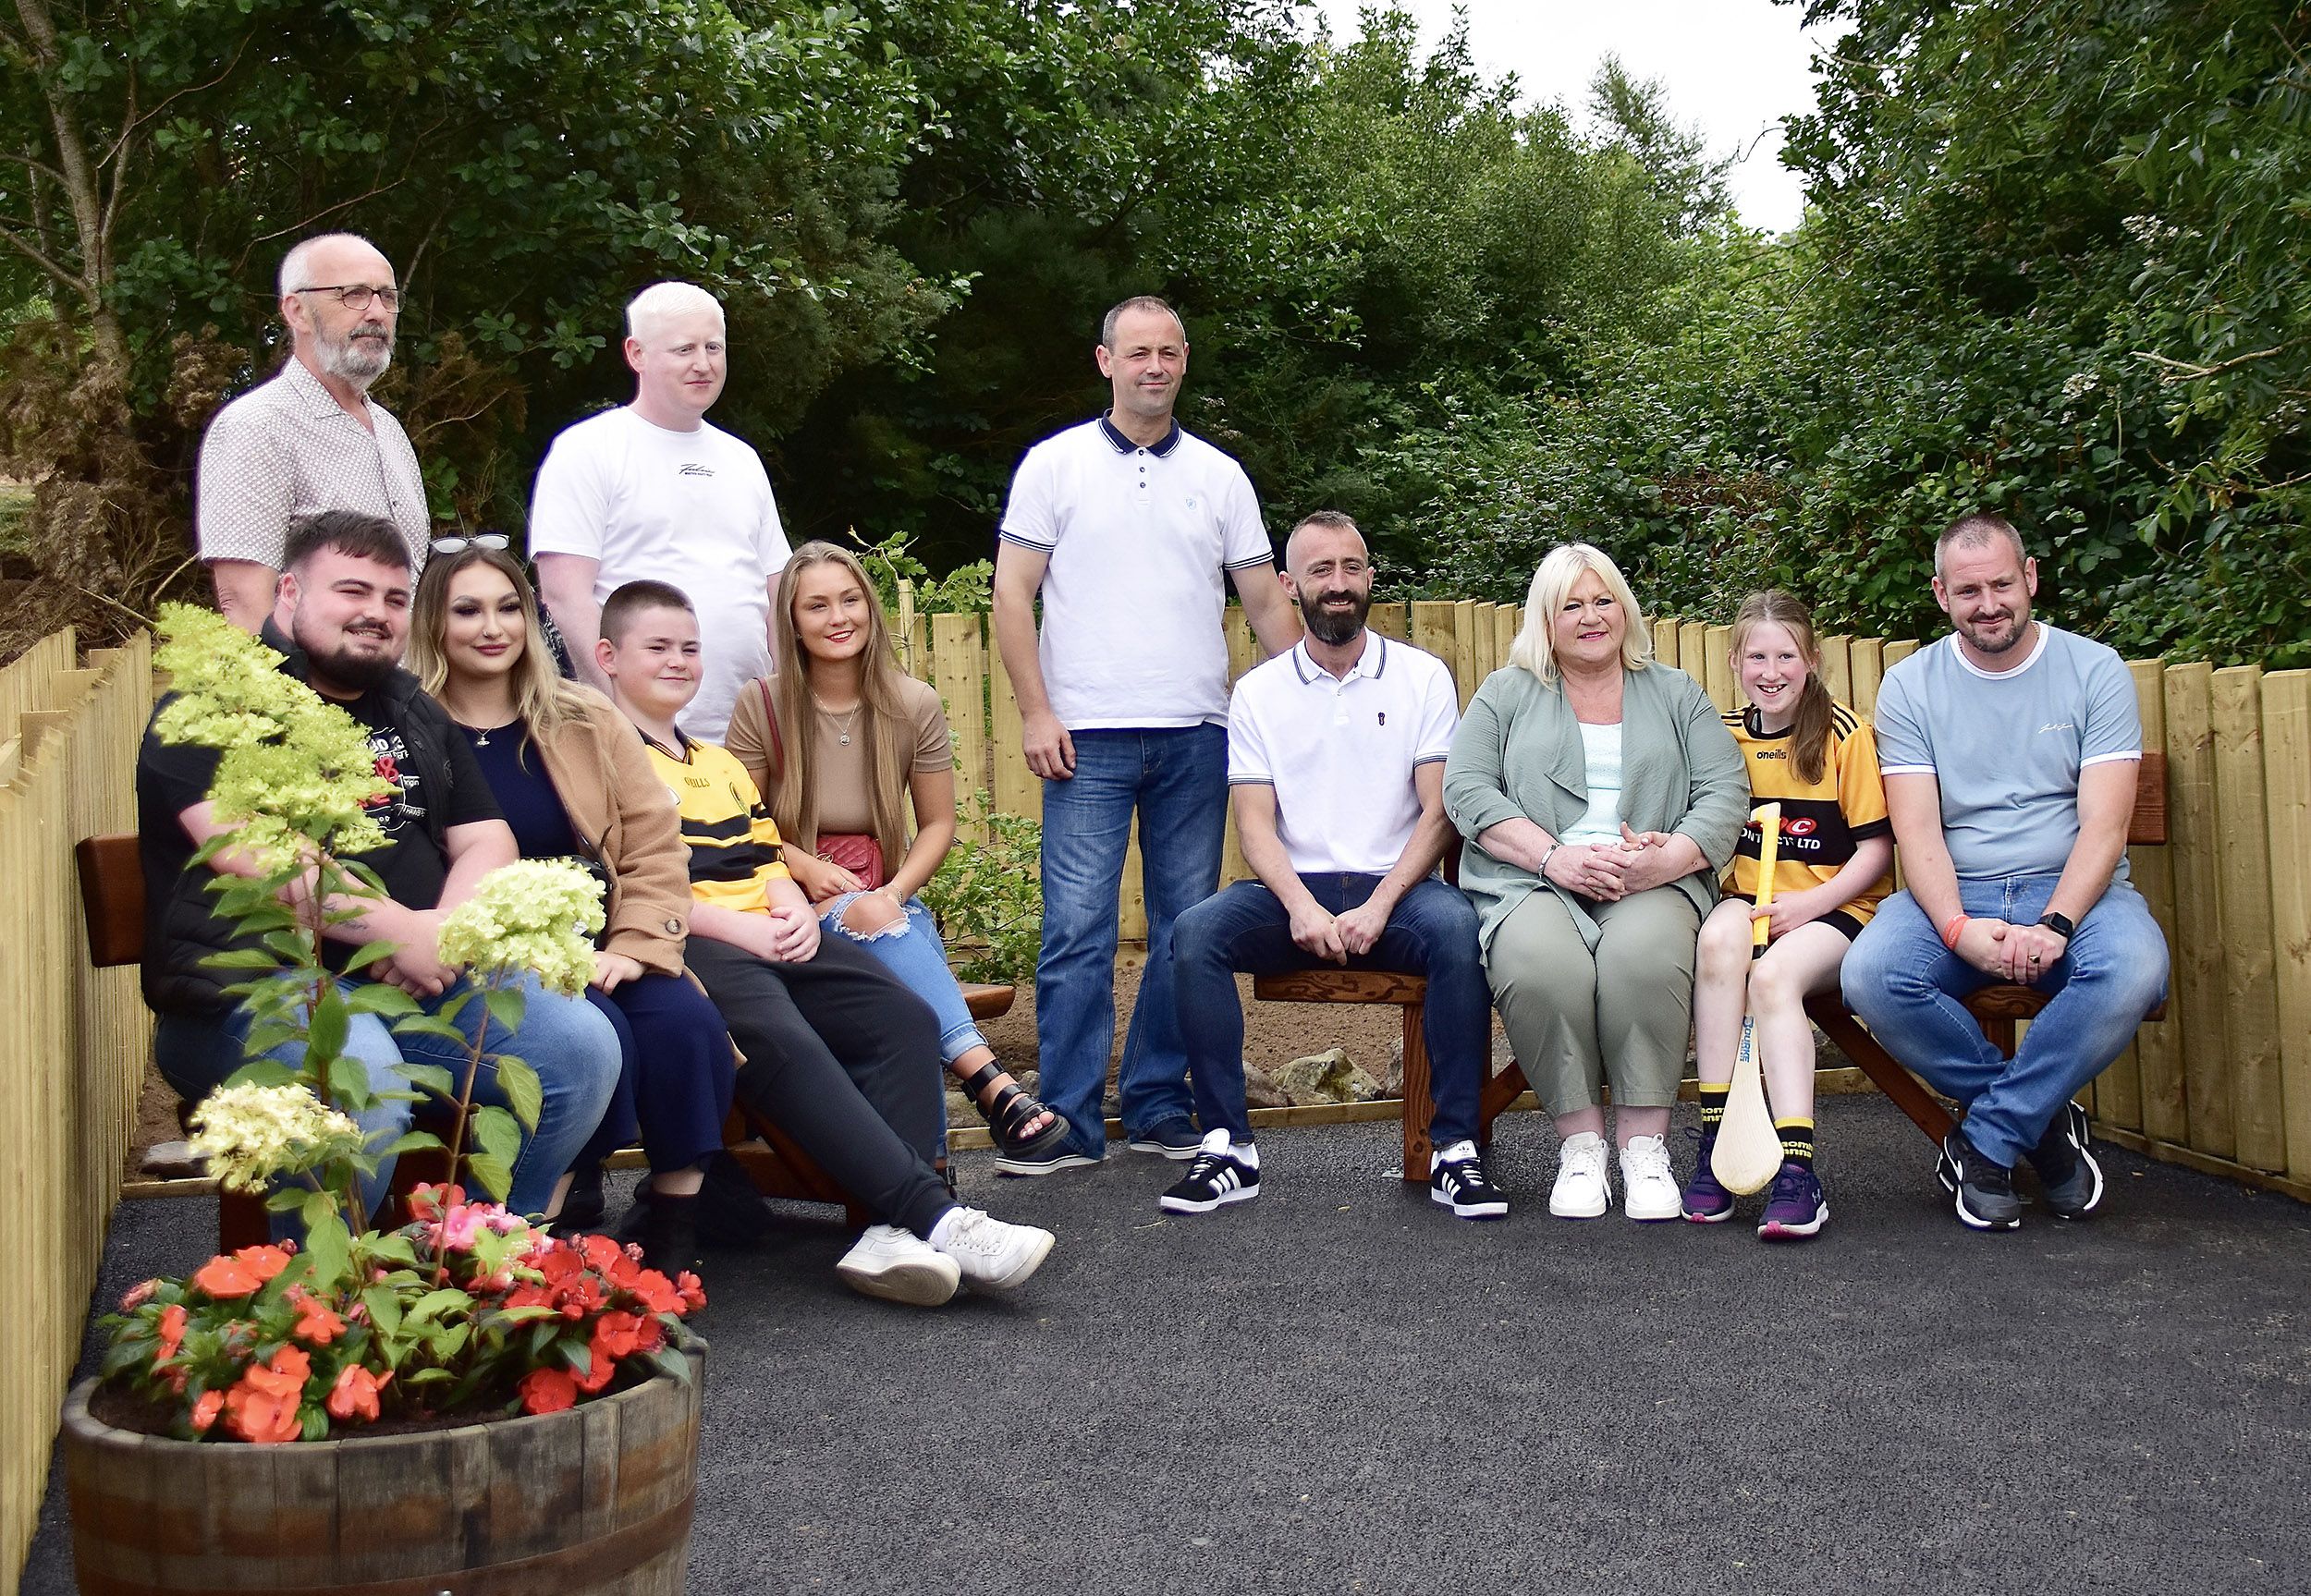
[1159,1132,1260,1213]
[1430,1144,1509,1220]
[1756,1161,1828,1240]
[2028,1101,2104,1219]
[1127,1117,1204,1160]
[1681,1129,1735,1223]
[1938,1127,2022,1230]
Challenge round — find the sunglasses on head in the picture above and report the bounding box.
[431,533,510,554]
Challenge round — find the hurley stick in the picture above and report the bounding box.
[1712,801,1785,1195]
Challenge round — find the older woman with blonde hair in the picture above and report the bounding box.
[1443,542,1746,1221]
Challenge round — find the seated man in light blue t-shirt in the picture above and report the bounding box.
[1843,514,2169,1232]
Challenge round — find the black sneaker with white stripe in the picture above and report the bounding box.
[2027,1101,2105,1220]
[1159,1137,1260,1213]
[1430,1145,1509,1220]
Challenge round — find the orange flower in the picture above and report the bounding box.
[244,1344,312,1398]
[288,1291,346,1347]
[324,1364,391,1423]
[154,1303,189,1364]
[191,1243,294,1298]
[189,1390,224,1433]
[519,1367,577,1415]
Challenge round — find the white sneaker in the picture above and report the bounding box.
[1619,1135,1681,1222]
[933,1207,1055,1293]
[835,1224,960,1307]
[1549,1130,1612,1218]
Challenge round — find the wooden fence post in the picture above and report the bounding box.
[2212,666,2286,1171]
[2126,660,2186,1142]
[2165,663,2233,1159]
[2263,669,2311,1180]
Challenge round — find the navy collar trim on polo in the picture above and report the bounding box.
[1097,412,1181,457]
[1290,631,1386,684]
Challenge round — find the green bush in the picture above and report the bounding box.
[920,795,1041,986]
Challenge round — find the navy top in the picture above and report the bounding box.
[456,722,580,859]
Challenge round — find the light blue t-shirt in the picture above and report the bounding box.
[1560,722,1626,846]
[1872,625,2140,881]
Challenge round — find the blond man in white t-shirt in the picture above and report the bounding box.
[531,282,790,742]
[991,296,1301,1172]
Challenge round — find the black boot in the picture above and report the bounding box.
[640,1190,703,1279]
[556,1160,607,1232]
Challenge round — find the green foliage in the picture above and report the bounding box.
[919,796,1042,985]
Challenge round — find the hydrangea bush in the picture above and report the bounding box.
[101,605,701,1443]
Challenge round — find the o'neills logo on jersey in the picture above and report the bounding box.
[1754,749,1787,761]
[679,463,715,478]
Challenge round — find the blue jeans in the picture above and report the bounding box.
[818,893,988,1063]
[1037,724,1229,1156]
[1842,875,2170,1167]
[1173,874,1488,1145]
[155,970,622,1216]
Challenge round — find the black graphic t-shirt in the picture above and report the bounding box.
[139,680,502,968]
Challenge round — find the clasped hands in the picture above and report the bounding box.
[1542,822,1684,900]
[1952,916,2069,984]
[1289,896,1395,965]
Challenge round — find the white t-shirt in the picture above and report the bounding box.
[528,406,791,742]
[998,415,1273,729]
[1227,634,1460,876]
[1559,722,1626,845]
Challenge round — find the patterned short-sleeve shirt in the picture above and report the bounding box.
[195,356,432,570]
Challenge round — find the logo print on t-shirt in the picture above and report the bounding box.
[365,732,422,835]
[679,463,715,478]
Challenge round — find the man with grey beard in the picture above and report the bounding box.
[196,232,432,631]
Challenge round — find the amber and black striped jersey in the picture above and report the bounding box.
[643,735,790,916]
[1723,701,1894,924]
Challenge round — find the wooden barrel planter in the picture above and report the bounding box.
[60,1339,704,1595]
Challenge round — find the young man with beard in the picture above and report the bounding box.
[1842,513,2169,1230]
[197,234,433,632]
[138,511,620,1220]
[1159,513,1506,1218]
[991,296,1301,1173]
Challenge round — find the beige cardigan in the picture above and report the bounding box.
[529,688,691,977]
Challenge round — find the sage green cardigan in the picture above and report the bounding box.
[1442,661,1749,954]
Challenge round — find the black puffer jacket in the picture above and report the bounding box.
[137,620,458,1017]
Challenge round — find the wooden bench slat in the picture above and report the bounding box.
[1252,970,1428,1006]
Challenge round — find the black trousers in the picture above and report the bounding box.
[685,933,954,1237]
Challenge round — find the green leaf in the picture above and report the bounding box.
[390,1015,467,1042]
[407,1287,471,1324]
[346,981,421,1015]
[483,985,527,1037]
[471,1105,522,1172]
[398,1062,458,1098]
[384,1128,445,1157]
[465,1151,514,1203]
[494,1054,543,1134]
[361,1285,404,1338]
[301,1211,353,1286]
[200,948,286,970]
[307,988,349,1061]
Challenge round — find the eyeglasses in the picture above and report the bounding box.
[431,533,509,554]
[294,284,401,312]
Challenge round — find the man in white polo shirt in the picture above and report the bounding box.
[531,281,790,742]
[1158,512,1504,1217]
[991,295,1300,1172]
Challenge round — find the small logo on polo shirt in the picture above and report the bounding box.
[1183,495,1199,509]
[679,463,715,478]
[1377,712,1387,725]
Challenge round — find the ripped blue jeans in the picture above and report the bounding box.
[815,892,988,1064]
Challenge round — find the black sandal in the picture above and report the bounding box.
[959,1062,1071,1160]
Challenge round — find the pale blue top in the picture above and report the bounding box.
[1559,722,1626,845]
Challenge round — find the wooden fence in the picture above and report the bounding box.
[903,599,2311,1202]
[2,628,153,1596]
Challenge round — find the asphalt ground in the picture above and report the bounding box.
[22,1094,2311,1594]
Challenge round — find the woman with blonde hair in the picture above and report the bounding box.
[410,542,733,1273]
[724,540,1070,1166]
[1442,542,1747,1221]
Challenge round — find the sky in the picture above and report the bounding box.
[1306,1,1848,233]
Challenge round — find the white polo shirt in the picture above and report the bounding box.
[999,415,1273,729]
[1227,633,1460,876]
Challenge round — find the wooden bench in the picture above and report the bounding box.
[1253,754,2172,1176]
[77,832,1013,1238]
[1806,750,2171,1145]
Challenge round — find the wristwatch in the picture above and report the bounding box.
[2038,910,2075,940]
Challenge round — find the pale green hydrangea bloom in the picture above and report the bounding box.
[436,859,606,997]
[188,1081,366,1193]
[151,603,393,865]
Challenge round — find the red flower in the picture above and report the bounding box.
[676,1272,707,1314]
[519,1367,577,1415]
[192,1244,294,1298]
[407,1182,468,1222]
[592,1310,644,1361]
[154,1303,189,1365]
[627,1269,682,1316]
[189,1390,224,1433]
[324,1364,391,1423]
[222,1347,309,1445]
[571,1346,617,1395]
[120,1279,157,1310]
[288,1291,346,1347]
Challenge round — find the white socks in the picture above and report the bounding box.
[1431,1139,1479,1173]
[1198,1127,1258,1169]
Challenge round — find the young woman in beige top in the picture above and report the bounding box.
[724,541,1069,1164]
